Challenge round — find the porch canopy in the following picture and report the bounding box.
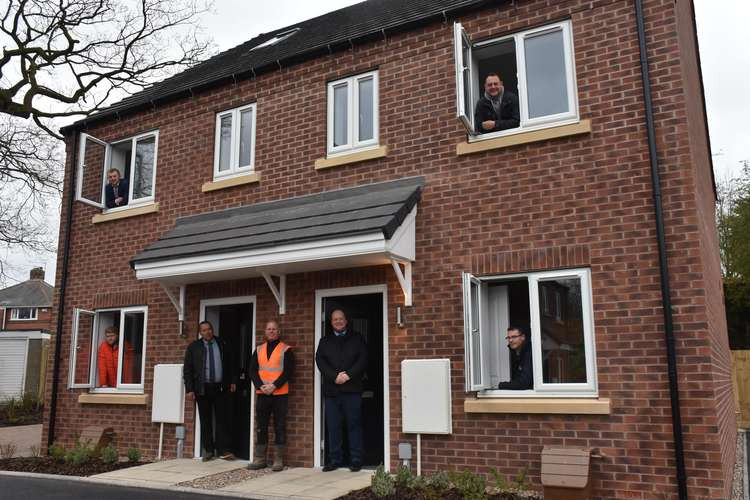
[130,176,423,312]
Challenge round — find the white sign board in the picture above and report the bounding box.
[151,364,185,424]
[401,359,452,434]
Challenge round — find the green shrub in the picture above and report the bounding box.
[64,440,92,466]
[491,469,510,490]
[126,447,141,462]
[101,444,119,464]
[428,470,451,490]
[371,464,395,498]
[448,469,487,500]
[394,465,417,489]
[514,466,529,491]
[48,443,65,460]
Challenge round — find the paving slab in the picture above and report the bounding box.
[0,424,41,457]
[220,467,372,500]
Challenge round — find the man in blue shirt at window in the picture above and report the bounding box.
[474,73,520,134]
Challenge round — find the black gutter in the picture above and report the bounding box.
[634,1,687,498]
[47,131,78,448]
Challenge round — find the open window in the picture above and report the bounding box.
[69,308,95,388]
[462,268,597,396]
[76,131,159,211]
[454,20,578,138]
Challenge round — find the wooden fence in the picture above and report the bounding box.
[732,350,750,428]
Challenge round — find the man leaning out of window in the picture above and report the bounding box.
[474,73,520,134]
[498,325,532,390]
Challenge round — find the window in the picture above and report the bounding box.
[11,307,37,320]
[75,131,159,211]
[462,268,597,396]
[454,20,578,137]
[213,103,256,179]
[68,307,147,392]
[327,70,379,156]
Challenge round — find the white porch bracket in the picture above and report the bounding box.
[261,272,286,315]
[160,283,186,336]
[390,259,413,306]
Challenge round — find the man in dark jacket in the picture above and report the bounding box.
[498,325,533,390]
[315,309,367,472]
[474,73,520,134]
[104,168,129,208]
[183,320,237,461]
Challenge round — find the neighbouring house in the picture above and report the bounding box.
[43,0,734,497]
[0,267,53,399]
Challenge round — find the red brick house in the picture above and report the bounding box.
[43,0,734,497]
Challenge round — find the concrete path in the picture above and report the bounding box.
[0,424,42,457]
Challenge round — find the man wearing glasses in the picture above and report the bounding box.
[498,326,533,390]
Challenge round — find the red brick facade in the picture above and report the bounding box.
[43,0,734,497]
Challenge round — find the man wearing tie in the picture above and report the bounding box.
[183,321,237,461]
[105,168,129,208]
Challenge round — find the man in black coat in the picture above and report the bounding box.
[474,73,520,134]
[104,168,129,208]
[183,320,237,461]
[315,309,367,472]
[498,325,533,390]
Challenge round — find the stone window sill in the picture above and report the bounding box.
[315,145,387,170]
[464,397,610,415]
[202,172,260,192]
[456,119,592,156]
[92,203,159,224]
[78,393,148,405]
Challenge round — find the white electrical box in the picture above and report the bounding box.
[401,359,452,434]
[151,364,185,424]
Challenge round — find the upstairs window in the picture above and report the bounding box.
[214,103,256,180]
[454,20,578,137]
[76,131,159,210]
[11,307,37,320]
[327,70,379,156]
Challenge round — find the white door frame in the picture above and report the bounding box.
[314,284,390,470]
[194,295,256,460]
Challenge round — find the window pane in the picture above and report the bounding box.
[238,109,253,167]
[358,78,374,142]
[333,84,348,147]
[73,312,94,386]
[94,311,120,388]
[218,114,232,172]
[462,42,472,121]
[81,137,106,204]
[524,29,569,118]
[539,278,587,384]
[120,311,145,385]
[133,136,155,199]
[470,281,481,386]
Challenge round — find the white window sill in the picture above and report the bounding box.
[92,202,159,224]
[315,145,387,170]
[78,393,148,405]
[202,172,260,192]
[464,396,610,414]
[457,119,592,156]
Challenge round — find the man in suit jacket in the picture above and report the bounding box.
[105,168,129,208]
[474,73,520,134]
[183,320,237,461]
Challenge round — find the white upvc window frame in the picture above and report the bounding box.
[326,70,379,157]
[213,102,257,180]
[75,130,159,211]
[67,306,148,393]
[462,268,598,398]
[454,20,579,141]
[11,307,37,320]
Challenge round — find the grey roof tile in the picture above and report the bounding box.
[0,280,54,307]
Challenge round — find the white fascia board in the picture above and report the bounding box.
[0,331,51,340]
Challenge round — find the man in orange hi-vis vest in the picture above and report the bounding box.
[247,320,294,471]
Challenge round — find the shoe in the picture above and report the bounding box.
[219,452,236,461]
[247,444,267,470]
[271,445,285,472]
[322,463,340,472]
[201,452,215,462]
[349,463,362,472]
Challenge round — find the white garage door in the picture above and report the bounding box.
[0,339,28,399]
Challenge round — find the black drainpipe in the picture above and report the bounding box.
[47,131,78,448]
[634,1,687,498]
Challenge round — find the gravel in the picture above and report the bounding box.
[732,430,746,500]
[177,466,286,490]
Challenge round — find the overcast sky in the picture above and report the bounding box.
[7,0,747,286]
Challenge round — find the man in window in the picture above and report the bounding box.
[105,168,129,208]
[474,73,520,134]
[97,325,133,387]
[498,325,533,390]
[183,321,237,461]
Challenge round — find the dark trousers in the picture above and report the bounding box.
[196,383,230,455]
[255,394,288,445]
[325,393,363,466]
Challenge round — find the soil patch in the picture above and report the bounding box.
[337,486,542,500]
[0,457,148,476]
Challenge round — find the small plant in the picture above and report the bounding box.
[126,447,141,462]
[394,464,416,488]
[371,464,395,498]
[491,469,510,490]
[428,470,450,490]
[448,469,487,500]
[0,443,17,459]
[29,445,41,458]
[101,444,119,464]
[48,443,65,460]
[64,439,93,466]
[513,466,530,491]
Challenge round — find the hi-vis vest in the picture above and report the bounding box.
[257,341,291,395]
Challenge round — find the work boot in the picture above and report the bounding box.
[272,444,285,472]
[247,444,267,470]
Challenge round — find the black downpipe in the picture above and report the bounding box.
[47,131,79,448]
[634,1,687,498]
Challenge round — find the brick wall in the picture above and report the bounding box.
[42,0,733,497]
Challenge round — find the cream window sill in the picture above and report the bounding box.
[464,397,610,415]
[202,172,260,192]
[315,145,387,170]
[78,393,148,405]
[92,203,159,224]
[456,119,592,156]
